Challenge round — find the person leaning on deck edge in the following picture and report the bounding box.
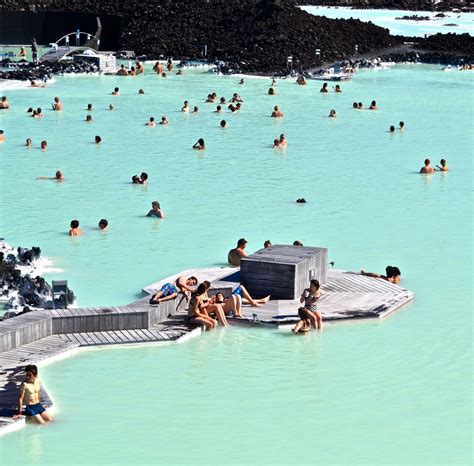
[228,238,248,266]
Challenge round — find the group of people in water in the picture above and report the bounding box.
[69,218,108,236]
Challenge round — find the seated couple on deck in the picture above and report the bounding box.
[149,276,198,304]
[292,279,323,334]
[188,282,271,330]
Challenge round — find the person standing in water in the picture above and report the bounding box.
[420,159,435,174]
[13,365,53,424]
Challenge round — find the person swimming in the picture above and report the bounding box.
[271,105,283,117]
[192,106,199,113]
[228,238,248,266]
[328,109,336,118]
[399,121,405,130]
[182,100,189,112]
[369,100,378,110]
[98,219,108,230]
[193,138,205,150]
[146,117,156,127]
[146,201,164,218]
[389,126,395,133]
[51,96,62,111]
[37,170,64,181]
[296,75,307,85]
[273,139,280,148]
[138,88,145,94]
[353,102,358,109]
[419,158,435,174]
[112,87,120,95]
[334,84,342,93]
[159,116,169,125]
[268,87,275,95]
[139,172,148,184]
[361,266,401,284]
[86,115,93,122]
[132,175,140,184]
[69,219,83,236]
[95,135,102,144]
[26,138,32,147]
[40,140,47,149]
[87,103,93,111]
[279,134,287,146]
[0,130,4,142]
[215,105,222,113]
[108,104,115,111]
[220,120,227,128]
[436,159,448,172]
[320,83,328,93]
[358,102,363,109]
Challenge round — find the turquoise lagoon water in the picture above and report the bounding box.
[0,65,472,464]
[302,6,474,37]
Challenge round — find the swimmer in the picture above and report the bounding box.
[159,116,169,125]
[228,104,237,112]
[108,104,115,111]
[389,126,395,133]
[128,66,136,76]
[13,365,53,424]
[146,117,156,127]
[369,100,378,110]
[30,80,46,88]
[268,87,275,95]
[153,61,163,74]
[192,106,199,113]
[193,138,205,150]
[34,107,43,117]
[132,175,140,184]
[231,93,243,103]
[220,120,227,128]
[176,69,184,75]
[98,219,108,230]
[352,102,358,109]
[0,130,4,142]
[0,96,10,109]
[279,134,287,147]
[139,172,148,185]
[112,87,120,96]
[399,121,405,131]
[220,97,226,104]
[51,96,62,111]
[293,240,303,246]
[161,72,167,78]
[95,136,102,144]
[86,115,93,122]
[116,64,128,76]
[328,109,336,118]
[334,84,342,93]
[167,59,173,72]
[436,159,448,172]
[264,240,272,248]
[296,198,306,203]
[182,100,190,112]
[69,219,83,236]
[138,88,145,94]
[27,107,33,113]
[320,83,328,93]
[40,140,47,150]
[361,266,401,284]
[358,102,363,110]
[205,94,215,103]
[420,158,434,174]
[296,75,307,85]
[228,238,248,266]
[235,103,242,111]
[273,139,280,148]
[136,62,145,74]
[239,78,245,85]
[26,138,32,147]
[271,78,276,86]
[146,201,164,218]
[87,103,93,111]
[37,170,64,181]
[271,105,284,117]
[215,105,222,113]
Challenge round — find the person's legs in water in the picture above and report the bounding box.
[33,413,46,424]
[40,411,53,422]
[313,310,323,330]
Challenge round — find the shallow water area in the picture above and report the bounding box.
[302,6,474,36]
[0,65,472,465]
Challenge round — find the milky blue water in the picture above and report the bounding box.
[302,6,474,36]
[0,64,472,464]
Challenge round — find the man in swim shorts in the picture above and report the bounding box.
[13,364,53,424]
[149,276,198,304]
[228,238,248,266]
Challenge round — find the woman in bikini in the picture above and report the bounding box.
[188,283,217,330]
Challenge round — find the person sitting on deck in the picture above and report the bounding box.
[13,365,53,424]
[293,240,303,246]
[228,238,248,266]
[271,105,284,117]
[436,159,448,172]
[188,283,217,330]
[146,201,164,218]
[231,284,270,307]
[69,219,83,236]
[292,279,322,332]
[212,292,243,318]
[419,158,435,174]
[201,281,230,327]
[361,266,401,284]
[149,276,198,304]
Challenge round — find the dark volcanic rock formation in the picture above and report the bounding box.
[0,0,398,72]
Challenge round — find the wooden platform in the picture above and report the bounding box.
[0,265,413,435]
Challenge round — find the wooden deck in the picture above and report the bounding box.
[0,264,413,435]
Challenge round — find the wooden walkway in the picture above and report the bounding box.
[0,264,414,435]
